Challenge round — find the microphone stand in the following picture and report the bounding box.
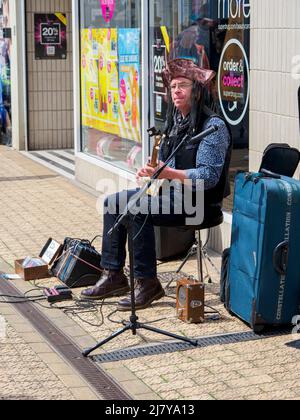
[82,127,217,357]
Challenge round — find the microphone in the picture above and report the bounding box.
[188,125,219,145]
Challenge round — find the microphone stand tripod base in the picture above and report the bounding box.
[82,224,198,358]
[82,130,215,358]
[82,319,198,358]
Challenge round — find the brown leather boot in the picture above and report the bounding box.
[118,278,165,311]
[81,270,130,300]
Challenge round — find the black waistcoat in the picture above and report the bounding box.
[161,107,232,208]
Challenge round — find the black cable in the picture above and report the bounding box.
[140,316,171,325]
[24,288,45,298]
[205,304,222,316]
[0,286,120,329]
[132,212,151,242]
[165,293,176,301]
[202,228,211,250]
[30,280,47,291]
[53,299,97,312]
[65,310,104,328]
[90,235,103,246]
[35,300,57,310]
[29,280,47,290]
[50,297,108,328]
[107,309,122,325]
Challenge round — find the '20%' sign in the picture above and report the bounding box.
[41,23,61,45]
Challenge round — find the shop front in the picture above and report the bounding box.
[75,0,250,212]
[73,0,250,215]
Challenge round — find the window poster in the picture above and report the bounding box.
[34,13,67,60]
[81,27,141,143]
[118,28,141,143]
[81,28,119,136]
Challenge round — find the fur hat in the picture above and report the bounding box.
[162,58,215,88]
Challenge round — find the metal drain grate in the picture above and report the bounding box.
[93,328,291,363]
[0,279,131,401]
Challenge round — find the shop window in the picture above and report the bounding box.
[80,0,142,172]
[149,0,250,212]
[0,0,11,147]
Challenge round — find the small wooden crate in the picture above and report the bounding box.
[15,259,51,281]
[14,238,62,282]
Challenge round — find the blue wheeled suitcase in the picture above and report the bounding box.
[228,171,300,332]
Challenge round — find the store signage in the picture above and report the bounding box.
[153,45,167,94]
[100,0,115,23]
[218,38,250,126]
[35,14,67,60]
[218,0,250,19]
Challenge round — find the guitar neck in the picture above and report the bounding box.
[149,135,162,168]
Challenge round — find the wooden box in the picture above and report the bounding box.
[15,259,51,281]
[15,238,62,282]
[176,278,205,324]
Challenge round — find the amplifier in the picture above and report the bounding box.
[176,278,205,324]
[51,238,102,289]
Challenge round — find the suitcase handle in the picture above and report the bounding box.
[273,241,289,275]
[243,172,263,187]
[260,169,281,179]
[242,171,281,188]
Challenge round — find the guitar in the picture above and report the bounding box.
[145,130,166,196]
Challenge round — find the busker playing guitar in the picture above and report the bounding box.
[81,58,231,311]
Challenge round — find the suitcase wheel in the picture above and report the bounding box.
[253,325,265,334]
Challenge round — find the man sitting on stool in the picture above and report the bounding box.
[81,59,231,311]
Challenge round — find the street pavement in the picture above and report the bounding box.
[0,145,299,401]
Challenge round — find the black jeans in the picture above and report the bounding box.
[101,189,187,279]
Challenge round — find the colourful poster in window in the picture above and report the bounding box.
[118,29,141,143]
[98,28,119,129]
[81,29,100,128]
[81,28,119,136]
